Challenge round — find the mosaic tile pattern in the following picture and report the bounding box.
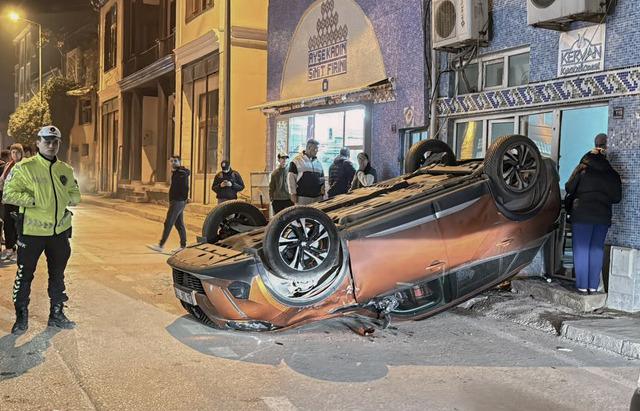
[436,67,640,117]
[267,0,425,178]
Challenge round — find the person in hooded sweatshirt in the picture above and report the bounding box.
[328,147,356,198]
[147,155,191,254]
[565,133,621,294]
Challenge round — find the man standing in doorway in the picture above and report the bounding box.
[328,147,355,198]
[147,155,190,254]
[269,153,294,214]
[287,139,325,205]
[212,160,244,203]
[4,125,81,335]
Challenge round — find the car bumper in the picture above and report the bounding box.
[167,243,355,330]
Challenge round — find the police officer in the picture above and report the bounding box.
[4,125,81,335]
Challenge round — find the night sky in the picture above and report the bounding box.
[0,0,95,133]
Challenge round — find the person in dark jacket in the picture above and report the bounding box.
[269,153,294,214]
[351,152,377,191]
[565,133,622,294]
[212,160,244,203]
[328,147,356,198]
[148,155,190,254]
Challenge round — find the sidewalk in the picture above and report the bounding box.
[81,194,209,234]
[459,277,640,360]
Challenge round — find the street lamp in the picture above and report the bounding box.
[8,11,43,107]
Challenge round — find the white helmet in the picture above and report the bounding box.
[37,125,62,139]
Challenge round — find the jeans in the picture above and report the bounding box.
[572,223,609,290]
[272,199,294,214]
[13,229,71,307]
[160,200,187,248]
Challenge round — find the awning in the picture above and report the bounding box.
[249,78,395,115]
[66,86,94,97]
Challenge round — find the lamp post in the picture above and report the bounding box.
[9,11,43,107]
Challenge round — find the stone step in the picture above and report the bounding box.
[511,278,606,313]
[125,195,149,203]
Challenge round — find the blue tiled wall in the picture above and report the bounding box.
[608,96,640,248]
[267,0,426,179]
[435,0,640,249]
[439,0,640,97]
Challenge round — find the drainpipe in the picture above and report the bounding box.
[224,0,231,161]
[429,48,438,139]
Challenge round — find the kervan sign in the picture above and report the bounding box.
[558,24,606,77]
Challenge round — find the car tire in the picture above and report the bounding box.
[180,301,222,328]
[202,200,267,243]
[484,135,551,220]
[263,206,340,282]
[404,139,456,173]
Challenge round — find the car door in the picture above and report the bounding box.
[346,198,449,303]
[435,182,505,299]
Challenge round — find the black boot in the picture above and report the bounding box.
[11,306,28,335]
[48,303,75,329]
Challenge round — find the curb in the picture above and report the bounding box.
[560,318,640,359]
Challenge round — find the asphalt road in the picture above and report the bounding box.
[0,203,638,411]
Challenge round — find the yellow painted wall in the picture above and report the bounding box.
[97,0,123,102]
[230,45,268,197]
[176,1,221,47]
[173,0,268,204]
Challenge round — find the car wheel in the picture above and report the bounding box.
[263,206,340,282]
[202,200,267,243]
[404,139,456,173]
[484,135,551,220]
[180,301,221,328]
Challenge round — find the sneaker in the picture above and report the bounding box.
[8,250,16,262]
[577,288,588,294]
[170,246,185,254]
[0,249,9,261]
[146,244,165,253]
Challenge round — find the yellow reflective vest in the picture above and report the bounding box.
[3,154,81,236]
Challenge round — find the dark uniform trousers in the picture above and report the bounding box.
[13,229,71,308]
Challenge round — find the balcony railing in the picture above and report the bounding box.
[123,31,175,77]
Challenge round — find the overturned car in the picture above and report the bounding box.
[168,135,561,331]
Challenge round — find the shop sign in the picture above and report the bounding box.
[280,0,386,100]
[558,24,606,77]
[307,1,349,82]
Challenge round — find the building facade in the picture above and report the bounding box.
[64,22,100,193]
[97,0,176,200]
[97,0,269,205]
[262,0,427,181]
[174,0,269,205]
[432,0,640,310]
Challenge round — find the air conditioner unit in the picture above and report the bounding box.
[432,0,488,51]
[528,0,609,30]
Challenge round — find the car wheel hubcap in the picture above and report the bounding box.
[501,143,538,192]
[278,218,330,271]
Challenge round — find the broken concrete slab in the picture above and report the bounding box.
[561,318,640,359]
[511,278,607,312]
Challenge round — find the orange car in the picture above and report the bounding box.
[168,135,561,331]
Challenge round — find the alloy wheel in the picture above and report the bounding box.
[277,218,331,271]
[500,142,539,192]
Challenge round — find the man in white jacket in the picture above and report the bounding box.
[287,139,325,205]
